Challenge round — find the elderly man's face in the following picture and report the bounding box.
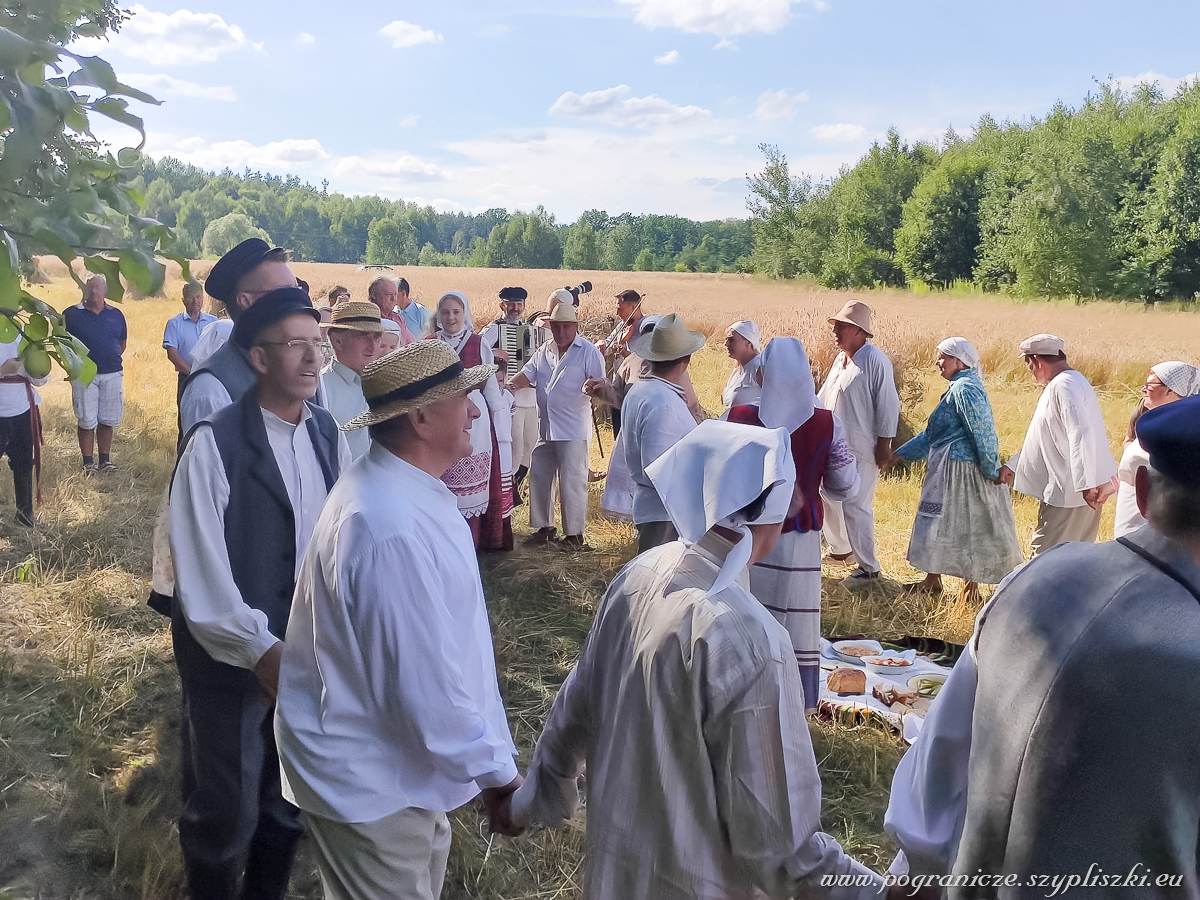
[183,289,204,319]
[84,275,107,306]
[550,321,578,350]
[616,298,638,321]
[234,261,297,315]
[330,328,382,374]
[251,313,323,403]
[832,320,865,352]
[373,282,398,315]
[500,300,525,320]
[424,390,481,463]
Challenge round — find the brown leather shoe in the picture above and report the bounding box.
[554,534,592,552]
[522,527,557,547]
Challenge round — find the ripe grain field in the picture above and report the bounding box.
[0,264,1196,898]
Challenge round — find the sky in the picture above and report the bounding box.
[74,0,1200,222]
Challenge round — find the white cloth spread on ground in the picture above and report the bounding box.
[1009,369,1117,508]
[275,443,518,824]
[620,376,697,525]
[320,360,369,460]
[170,406,351,670]
[521,334,605,442]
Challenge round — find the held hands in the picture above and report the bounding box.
[480,773,525,837]
[1082,481,1115,510]
[994,465,1015,486]
[253,642,283,702]
[583,377,607,398]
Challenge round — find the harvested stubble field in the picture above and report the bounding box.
[1,264,1196,898]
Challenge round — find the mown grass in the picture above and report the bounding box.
[0,267,1196,897]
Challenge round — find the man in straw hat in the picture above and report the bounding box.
[620,313,705,551]
[510,420,889,899]
[274,340,522,900]
[510,301,605,549]
[170,287,350,900]
[817,299,900,588]
[996,334,1116,555]
[319,301,383,460]
[885,395,1200,888]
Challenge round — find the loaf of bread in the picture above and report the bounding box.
[827,668,866,695]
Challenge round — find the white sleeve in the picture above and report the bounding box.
[170,427,279,669]
[871,350,901,439]
[180,373,232,433]
[821,415,861,502]
[336,430,352,475]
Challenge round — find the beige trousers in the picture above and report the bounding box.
[530,439,589,536]
[1031,502,1102,556]
[303,807,451,900]
[512,405,538,470]
[821,456,881,572]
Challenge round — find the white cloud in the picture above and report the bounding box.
[380,20,444,49]
[548,84,709,129]
[713,38,737,50]
[333,154,445,182]
[158,136,330,171]
[79,5,261,65]
[812,122,867,142]
[121,72,236,102]
[754,89,809,120]
[298,32,316,45]
[617,0,827,38]
[1112,71,1200,96]
[398,114,421,128]
[654,50,680,65]
[717,134,737,145]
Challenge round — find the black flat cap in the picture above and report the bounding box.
[499,286,528,302]
[231,287,319,349]
[205,238,276,305]
[1137,395,1200,487]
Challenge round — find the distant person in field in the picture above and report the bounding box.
[816,299,900,588]
[0,327,50,526]
[595,288,646,437]
[996,334,1117,554]
[366,276,417,344]
[1113,361,1199,539]
[720,319,762,416]
[619,314,704,552]
[378,319,402,355]
[65,274,127,472]
[395,276,430,338]
[511,420,889,899]
[511,302,605,550]
[275,340,521,900]
[163,281,218,433]
[320,301,383,461]
[170,288,349,900]
[480,286,538,501]
[181,238,299,432]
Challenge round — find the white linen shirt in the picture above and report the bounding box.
[1113,438,1149,538]
[170,404,350,671]
[275,443,519,823]
[190,318,233,367]
[521,334,605,442]
[319,360,369,460]
[817,342,900,457]
[1009,369,1117,508]
[621,377,697,524]
[0,336,48,416]
[721,354,762,413]
[180,373,233,433]
[511,532,882,900]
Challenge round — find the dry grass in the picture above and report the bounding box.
[1,266,1197,897]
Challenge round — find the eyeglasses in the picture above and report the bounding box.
[258,338,323,353]
[1142,379,1166,391]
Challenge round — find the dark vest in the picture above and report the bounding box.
[171,389,342,691]
[188,340,257,403]
[727,405,833,534]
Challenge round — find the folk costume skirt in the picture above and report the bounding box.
[907,457,1023,584]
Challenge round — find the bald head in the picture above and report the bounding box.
[83,275,107,310]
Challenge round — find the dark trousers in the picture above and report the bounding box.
[636,520,679,554]
[610,406,621,438]
[179,677,302,900]
[0,411,35,518]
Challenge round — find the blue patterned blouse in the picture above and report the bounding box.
[895,368,1002,480]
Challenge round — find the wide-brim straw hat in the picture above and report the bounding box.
[828,299,873,337]
[628,313,706,362]
[328,301,382,333]
[343,339,496,430]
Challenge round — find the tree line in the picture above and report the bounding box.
[132,157,754,274]
[747,80,1200,301]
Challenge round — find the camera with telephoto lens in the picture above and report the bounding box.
[564,281,592,305]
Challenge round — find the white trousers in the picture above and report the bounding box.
[530,439,588,536]
[304,807,451,900]
[512,406,538,471]
[822,455,881,573]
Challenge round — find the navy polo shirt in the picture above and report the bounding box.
[65,302,128,374]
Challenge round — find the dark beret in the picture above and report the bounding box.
[204,238,275,305]
[1136,395,1200,487]
[231,287,319,349]
[499,287,528,302]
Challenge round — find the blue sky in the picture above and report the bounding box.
[76,0,1200,222]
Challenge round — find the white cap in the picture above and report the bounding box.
[725,319,762,351]
[1019,333,1065,357]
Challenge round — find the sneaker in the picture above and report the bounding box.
[840,567,882,590]
[522,527,557,547]
[554,534,592,552]
[97,460,119,473]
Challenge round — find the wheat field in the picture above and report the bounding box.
[0,265,1197,898]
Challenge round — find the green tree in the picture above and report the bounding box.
[564,221,601,269]
[201,213,270,258]
[633,248,656,271]
[365,216,418,265]
[603,223,636,271]
[895,152,988,285]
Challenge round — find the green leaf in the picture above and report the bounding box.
[0,316,17,343]
[0,231,20,312]
[79,355,97,386]
[0,27,39,69]
[67,56,160,106]
[90,97,145,144]
[49,336,84,381]
[24,314,49,342]
[32,229,77,268]
[0,229,18,272]
[117,248,165,296]
[0,99,10,132]
[162,252,193,283]
[83,255,123,299]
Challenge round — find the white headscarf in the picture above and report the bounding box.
[725,319,762,351]
[1151,360,1200,397]
[758,337,816,434]
[646,420,795,594]
[936,336,981,370]
[436,291,475,352]
[637,314,663,336]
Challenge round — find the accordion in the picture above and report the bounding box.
[496,322,549,378]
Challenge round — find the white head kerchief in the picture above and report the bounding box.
[758,337,816,433]
[725,319,762,351]
[1151,360,1200,397]
[647,420,795,594]
[436,291,475,352]
[937,336,981,370]
[637,314,663,336]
